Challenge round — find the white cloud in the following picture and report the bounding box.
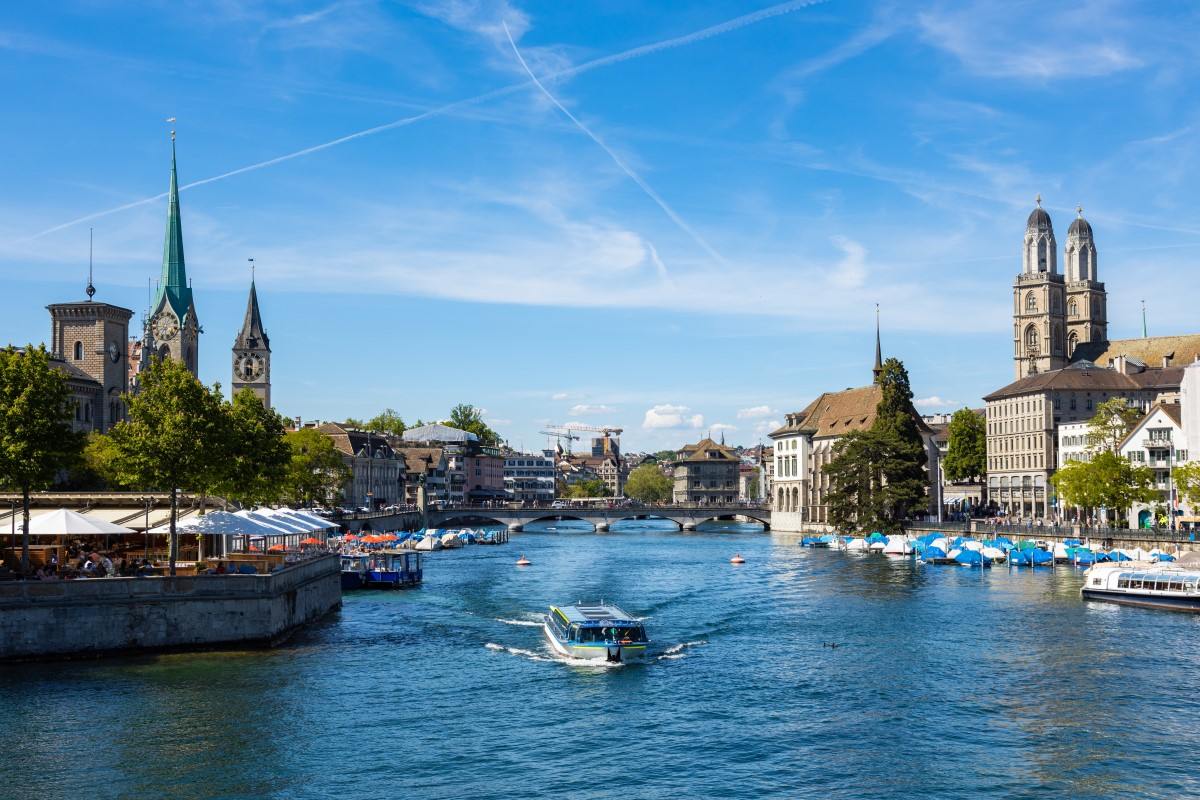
[754,419,782,436]
[737,405,777,419]
[828,235,868,290]
[710,423,737,432]
[915,396,958,409]
[917,1,1143,79]
[551,392,569,401]
[569,403,616,416]
[642,404,704,430]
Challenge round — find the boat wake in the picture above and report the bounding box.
[495,617,543,627]
[484,642,624,668]
[657,640,707,661]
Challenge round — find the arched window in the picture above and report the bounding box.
[1024,325,1039,353]
[1025,292,1037,313]
[1052,325,1063,355]
[1079,248,1090,279]
[158,344,170,361]
[1037,239,1047,271]
[777,487,785,511]
[73,341,83,361]
[1068,299,1078,318]
[1067,332,1078,358]
[792,487,800,513]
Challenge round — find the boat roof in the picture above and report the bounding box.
[554,603,640,625]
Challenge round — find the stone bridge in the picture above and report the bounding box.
[428,504,771,532]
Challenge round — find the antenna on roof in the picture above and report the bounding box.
[85,227,95,300]
[1142,300,1148,339]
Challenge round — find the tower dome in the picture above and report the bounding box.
[1027,205,1053,231]
[1067,206,1092,239]
[1022,194,1057,275]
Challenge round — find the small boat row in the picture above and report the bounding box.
[411,527,508,551]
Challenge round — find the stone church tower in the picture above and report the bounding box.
[148,134,201,377]
[1013,197,1067,379]
[232,279,271,407]
[1063,207,1107,358]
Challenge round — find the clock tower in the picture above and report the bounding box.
[231,278,271,407]
[149,132,201,377]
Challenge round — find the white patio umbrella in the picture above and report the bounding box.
[236,509,311,534]
[148,510,282,536]
[272,509,338,531]
[28,509,134,536]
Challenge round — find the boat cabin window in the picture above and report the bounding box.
[1169,579,1184,592]
[1117,577,1129,589]
[1128,578,1142,589]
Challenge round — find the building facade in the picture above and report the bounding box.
[317,423,406,508]
[671,438,740,505]
[399,446,449,507]
[46,299,133,433]
[1056,420,1093,468]
[231,279,271,407]
[1118,404,1190,529]
[505,452,556,504]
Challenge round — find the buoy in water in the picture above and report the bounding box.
[516,555,531,567]
[730,553,745,564]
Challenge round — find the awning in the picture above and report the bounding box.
[26,508,135,537]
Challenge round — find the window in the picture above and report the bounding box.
[1025,326,1038,353]
[1070,397,1076,411]
[1068,299,1078,318]
[1026,292,1037,313]
[1067,332,1078,358]
[73,341,83,360]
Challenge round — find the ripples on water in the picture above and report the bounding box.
[3,519,1200,800]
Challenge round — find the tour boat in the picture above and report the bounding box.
[543,603,650,663]
[340,554,369,590]
[1080,564,1200,612]
[364,551,423,589]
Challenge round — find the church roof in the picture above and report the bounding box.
[152,139,196,325]
[984,362,1144,400]
[1026,205,1052,232]
[234,280,269,351]
[770,385,882,439]
[1067,214,1093,238]
[1071,334,1200,370]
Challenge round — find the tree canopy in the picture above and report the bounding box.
[285,427,351,507]
[218,389,292,506]
[1175,462,1200,513]
[566,478,607,498]
[625,464,671,503]
[447,403,499,445]
[824,358,929,533]
[1087,398,1143,454]
[366,408,406,437]
[0,346,84,571]
[1051,450,1157,522]
[943,408,986,484]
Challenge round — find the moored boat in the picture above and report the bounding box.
[364,551,423,589]
[340,554,368,590]
[1081,564,1200,612]
[543,602,650,663]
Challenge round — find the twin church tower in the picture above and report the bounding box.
[144,135,272,406]
[1012,196,1107,380]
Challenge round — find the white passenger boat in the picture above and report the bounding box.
[1080,564,1200,612]
[543,603,650,663]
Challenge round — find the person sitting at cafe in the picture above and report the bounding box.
[84,552,114,578]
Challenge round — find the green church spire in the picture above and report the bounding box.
[153,132,195,323]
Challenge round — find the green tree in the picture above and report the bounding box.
[76,432,132,490]
[344,417,365,429]
[447,403,499,445]
[366,408,406,437]
[1052,451,1157,524]
[1087,398,1143,454]
[1050,458,1106,515]
[824,359,929,533]
[109,358,228,576]
[625,464,671,503]
[219,389,291,506]
[567,478,607,498]
[1176,462,1200,513]
[285,427,351,507]
[0,346,84,573]
[943,408,986,483]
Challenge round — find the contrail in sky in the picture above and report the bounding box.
[504,22,725,264]
[23,0,827,242]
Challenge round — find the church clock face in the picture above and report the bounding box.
[107,340,120,363]
[153,314,179,342]
[238,354,264,381]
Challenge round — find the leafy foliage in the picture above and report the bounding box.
[1087,398,1143,454]
[74,432,132,490]
[825,359,929,533]
[109,358,229,574]
[1051,450,1158,521]
[218,389,292,506]
[943,408,986,483]
[285,427,351,507]
[447,403,499,446]
[1176,462,1200,512]
[366,408,407,437]
[0,346,83,571]
[625,464,671,503]
[566,478,607,498]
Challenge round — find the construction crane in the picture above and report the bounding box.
[540,426,581,454]
[559,424,624,458]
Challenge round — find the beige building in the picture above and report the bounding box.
[46,291,133,433]
[317,423,406,509]
[671,438,739,505]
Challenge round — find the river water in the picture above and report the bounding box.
[3,520,1199,800]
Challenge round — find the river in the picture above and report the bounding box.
[2,519,1198,799]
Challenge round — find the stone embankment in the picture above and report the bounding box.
[0,554,341,662]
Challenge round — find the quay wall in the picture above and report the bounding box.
[0,555,341,662]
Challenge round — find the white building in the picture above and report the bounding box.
[1056,421,1093,468]
[505,452,556,504]
[1117,404,1190,529]
[1184,361,1200,460]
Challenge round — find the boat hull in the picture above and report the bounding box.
[363,569,422,589]
[542,624,648,663]
[1081,588,1200,613]
[340,571,365,590]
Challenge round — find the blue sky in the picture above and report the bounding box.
[3,0,1199,452]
